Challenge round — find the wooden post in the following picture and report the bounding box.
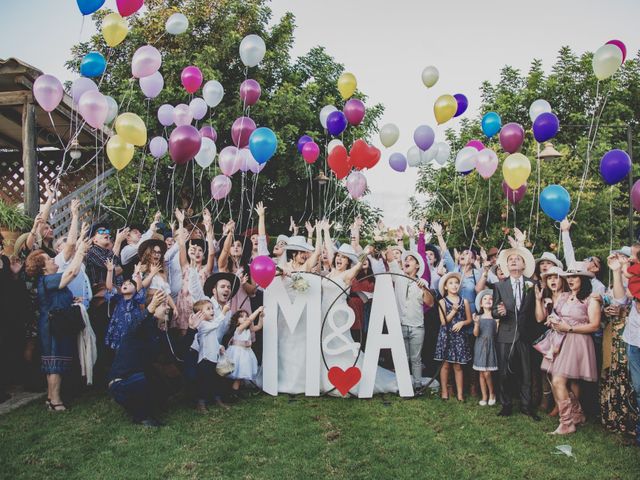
[22,101,38,217]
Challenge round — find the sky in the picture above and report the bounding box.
[1,0,638,226]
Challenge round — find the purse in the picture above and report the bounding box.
[216,353,235,377]
[49,305,85,337]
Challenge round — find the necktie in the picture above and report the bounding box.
[515,280,522,310]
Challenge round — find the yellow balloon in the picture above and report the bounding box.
[502,153,531,189]
[433,94,457,125]
[115,112,147,146]
[107,135,134,170]
[337,72,357,100]
[102,13,128,48]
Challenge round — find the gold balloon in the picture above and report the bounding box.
[107,135,134,170]
[115,112,147,146]
[102,13,128,48]
[502,153,531,189]
[337,72,357,100]
[433,94,457,125]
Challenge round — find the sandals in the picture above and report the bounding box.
[47,401,67,412]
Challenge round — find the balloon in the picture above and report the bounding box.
[231,116,257,148]
[80,52,106,78]
[466,140,485,151]
[529,99,552,123]
[421,145,437,164]
[301,142,320,164]
[327,146,350,180]
[71,77,97,105]
[139,71,163,99]
[379,123,399,148]
[350,139,378,170]
[105,96,118,123]
[389,153,407,172]
[455,147,478,173]
[173,104,193,127]
[326,111,347,137]
[102,12,128,47]
[297,135,312,153]
[78,90,108,129]
[115,112,146,146]
[238,148,263,174]
[131,45,161,79]
[319,105,337,129]
[194,137,217,169]
[631,180,640,212]
[200,125,217,142]
[218,146,240,176]
[606,39,627,63]
[481,112,502,138]
[337,72,357,100]
[189,97,208,120]
[346,171,367,199]
[165,12,188,35]
[149,136,168,158]
[407,146,422,167]
[181,66,203,94]
[107,135,134,170]
[600,149,632,185]
[169,125,201,165]
[116,0,143,17]
[328,139,343,154]
[413,125,435,151]
[421,66,439,88]
[343,98,365,126]
[77,0,105,15]
[434,95,457,125]
[33,74,63,112]
[499,123,525,153]
[364,145,381,169]
[593,44,623,81]
[533,112,559,142]
[202,80,224,108]
[157,104,174,127]
[250,256,276,288]
[239,79,261,106]
[502,181,527,204]
[540,185,571,222]
[239,34,266,67]
[211,175,232,200]
[433,142,451,166]
[453,94,468,117]
[475,149,499,179]
[249,127,277,165]
[502,152,531,189]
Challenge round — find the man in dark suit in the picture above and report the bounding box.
[492,246,540,421]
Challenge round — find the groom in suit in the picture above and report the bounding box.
[492,246,540,421]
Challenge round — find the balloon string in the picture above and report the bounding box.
[484,180,491,235]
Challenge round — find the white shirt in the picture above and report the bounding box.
[390,262,425,327]
[190,300,231,364]
[613,296,640,348]
[54,251,92,308]
[368,255,387,275]
[120,228,154,266]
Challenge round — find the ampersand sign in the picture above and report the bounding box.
[322,303,360,357]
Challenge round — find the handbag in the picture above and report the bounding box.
[533,328,566,360]
[49,305,85,337]
[216,353,235,377]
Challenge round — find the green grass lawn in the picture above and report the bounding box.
[0,390,638,479]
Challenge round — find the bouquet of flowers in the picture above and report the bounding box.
[291,273,310,293]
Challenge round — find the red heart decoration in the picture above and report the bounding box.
[328,366,362,396]
[327,145,351,179]
[365,145,381,169]
[349,139,369,170]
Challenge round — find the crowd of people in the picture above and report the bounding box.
[0,186,638,445]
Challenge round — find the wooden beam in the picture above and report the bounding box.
[22,101,38,217]
[0,130,21,149]
[0,90,32,106]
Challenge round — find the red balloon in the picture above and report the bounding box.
[364,145,381,169]
[349,139,369,170]
[169,125,202,165]
[502,180,527,204]
[250,255,276,288]
[116,0,144,17]
[328,145,350,179]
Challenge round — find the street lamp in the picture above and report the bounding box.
[538,142,562,160]
[314,171,329,218]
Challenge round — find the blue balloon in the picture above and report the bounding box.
[453,94,468,118]
[297,135,312,154]
[249,127,278,165]
[326,111,347,137]
[481,112,501,138]
[77,0,105,15]
[533,112,559,143]
[540,185,570,221]
[80,52,106,78]
[600,149,631,185]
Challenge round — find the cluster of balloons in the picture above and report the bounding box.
[593,40,626,81]
[296,135,320,164]
[327,139,380,187]
[434,94,464,125]
[108,112,146,170]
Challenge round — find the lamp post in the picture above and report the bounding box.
[314,171,329,219]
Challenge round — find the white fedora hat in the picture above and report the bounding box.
[284,235,314,252]
[497,247,536,278]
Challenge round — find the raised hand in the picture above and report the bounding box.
[289,217,296,233]
[607,254,621,272]
[44,182,56,203]
[560,218,571,232]
[406,225,415,238]
[513,227,527,246]
[150,211,161,231]
[148,290,166,313]
[115,227,130,244]
[70,198,80,217]
[254,201,266,217]
[418,219,426,232]
[534,284,543,301]
[79,222,90,240]
[105,258,114,271]
[305,220,314,236]
[189,311,205,329]
[431,222,443,236]
[174,208,185,224]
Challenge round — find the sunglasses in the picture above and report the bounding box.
[96,228,110,235]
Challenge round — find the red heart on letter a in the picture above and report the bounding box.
[328,366,362,396]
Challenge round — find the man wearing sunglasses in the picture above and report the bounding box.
[85,223,128,288]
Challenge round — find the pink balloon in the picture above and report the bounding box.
[606,39,627,63]
[200,125,217,142]
[218,146,240,176]
[343,98,366,126]
[346,171,367,199]
[131,45,161,79]
[502,181,527,204]
[173,103,193,126]
[499,123,525,154]
[33,74,63,112]
[239,79,261,106]
[157,104,174,127]
[466,140,485,151]
[301,141,320,164]
[475,149,499,179]
[632,179,640,212]
[78,90,108,129]
[181,66,203,94]
[139,71,163,99]
[71,77,98,105]
[231,116,256,148]
[211,174,232,200]
[117,0,143,17]
[169,125,201,165]
[250,255,276,288]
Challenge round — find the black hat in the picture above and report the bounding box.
[186,238,208,261]
[138,237,167,259]
[90,222,110,238]
[424,243,441,265]
[203,272,240,299]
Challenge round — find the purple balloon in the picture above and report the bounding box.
[499,123,525,154]
[389,152,407,172]
[239,79,261,106]
[297,135,313,153]
[631,179,640,212]
[71,77,98,105]
[169,125,202,165]
[231,116,257,148]
[157,104,174,127]
[533,112,559,143]
[326,111,347,137]
[33,74,64,112]
[211,175,232,200]
[139,71,164,99]
[149,136,168,158]
[453,94,468,117]
[502,181,527,204]
[600,149,632,185]
[343,99,366,126]
[413,125,435,151]
[200,125,217,142]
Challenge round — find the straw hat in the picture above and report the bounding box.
[402,250,425,278]
[475,289,494,312]
[560,261,594,278]
[497,246,535,278]
[438,271,463,297]
[535,252,563,269]
[284,235,314,252]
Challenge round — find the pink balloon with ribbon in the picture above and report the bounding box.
[211,174,232,200]
[181,66,203,94]
[250,255,276,288]
[78,90,108,129]
[239,79,261,106]
[475,149,499,179]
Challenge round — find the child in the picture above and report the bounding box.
[473,289,498,406]
[434,272,472,401]
[225,306,265,391]
[104,259,146,351]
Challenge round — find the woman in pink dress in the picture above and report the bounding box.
[540,262,601,435]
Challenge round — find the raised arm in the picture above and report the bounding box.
[303,222,322,271]
[251,307,265,332]
[60,238,89,289]
[350,216,363,253]
[534,285,547,323]
[608,255,626,300]
[203,209,216,276]
[63,199,81,262]
[217,220,235,273]
[343,258,364,285]
[432,222,455,271]
[322,220,335,265]
[40,183,56,222]
[105,258,114,292]
[560,219,576,267]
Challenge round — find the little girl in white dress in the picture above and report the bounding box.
[226,306,265,390]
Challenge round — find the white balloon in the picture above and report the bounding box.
[202,80,224,108]
[379,123,400,148]
[239,34,266,68]
[165,13,188,35]
[189,97,208,120]
[319,105,337,129]
[421,65,439,88]
[407,145,422,167]
[173,103,193,126]
[455,146,478,173]
[529,99,552,123]
[139,71,164,99]
[195,137,217,168]
[328,139,343,154]
[434,142,451,165]
[421,144,437,164]
[104,95,118,124]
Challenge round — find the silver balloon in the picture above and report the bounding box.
[407,145,422,167]
[434,142,451,165]
[202,80,224,108]
[165,13,188,35]
[421,144,437,164]
[239,34,266,68]
[104,95,118,124]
